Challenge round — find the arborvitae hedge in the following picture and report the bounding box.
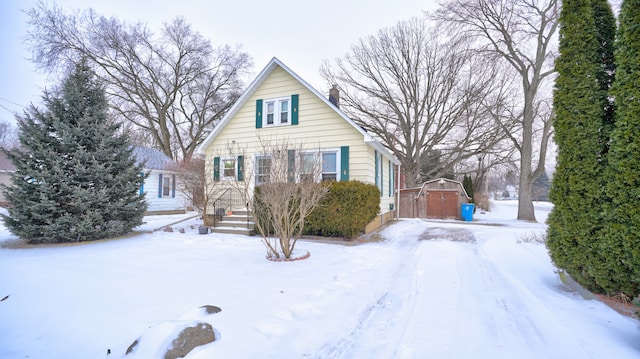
[547,0,606,291]
[599,0,640,297]
[304,181,380,239]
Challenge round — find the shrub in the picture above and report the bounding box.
[304,181,380,239]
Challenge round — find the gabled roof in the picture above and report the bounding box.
[196,57,399,164]
[420,178,470,199]
[132,146,173,171]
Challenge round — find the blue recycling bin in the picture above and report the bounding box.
[461,203,475,221]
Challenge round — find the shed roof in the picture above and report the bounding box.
[132,147,173,171]
[420,178,470,199]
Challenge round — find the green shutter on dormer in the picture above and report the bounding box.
[256,99,263,128]
[213,157,220,182]
[291,94,299,125]
[340,146,349,181]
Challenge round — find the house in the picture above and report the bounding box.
[0,151,16,206]
[196,57,400,233]
[398,178,470,220]
[133,146,187,215]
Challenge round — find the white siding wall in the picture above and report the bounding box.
[141,170,187,213]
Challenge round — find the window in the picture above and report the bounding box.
[256,155,271,185]
[223,159,236,178]
[299,153,316,182]
[280,99,289,123]
[162,176,171,197]
[264,98,290,126]
[322,152,337,182]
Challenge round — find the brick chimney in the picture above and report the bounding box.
[328,85,339,108]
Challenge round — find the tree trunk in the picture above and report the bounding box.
[518,91,538,222]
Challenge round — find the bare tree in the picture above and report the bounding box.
[431,0,559,221]
[25,2,251,160]
[0,119,18,149]
[169,156,225,226]
[322,18,509,188]
[221,138,329,260]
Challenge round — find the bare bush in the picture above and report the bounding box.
[223,138,329,259]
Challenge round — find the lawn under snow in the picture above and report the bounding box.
[0,201,638,359]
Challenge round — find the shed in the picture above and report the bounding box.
[399,178,470,219]
[133,147,187,215]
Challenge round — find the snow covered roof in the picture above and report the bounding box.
[132,146,173,171]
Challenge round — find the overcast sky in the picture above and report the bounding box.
[0,0,437,123]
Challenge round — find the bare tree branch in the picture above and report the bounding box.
[25,2,252,160]
[430,0,559,221]
[322,18,509,187]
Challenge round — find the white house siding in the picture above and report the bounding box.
[140,171,187,214]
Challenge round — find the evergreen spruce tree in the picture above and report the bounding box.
[600,0,640,297]
[1,61,147,243]
[547,0,606,290]
[532,171,550,202]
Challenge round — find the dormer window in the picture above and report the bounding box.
[256,95,298,128]
[265,98,290,126]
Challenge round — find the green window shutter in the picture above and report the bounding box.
[380,155,384,197]
[172,174,176,198]
[237,155,244,181]
[213,157,220,182]
[291,94,299,125]
[287,149,296,183]
[388,160,392,197]
[340,146,349,181]
[158,173,163,198]
[256,99,263,128]
[374,150,379,190]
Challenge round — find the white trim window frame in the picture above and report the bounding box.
[298,151,318,183]
[298,149,341,182]
[162,174,172,197]
[321,150,339,182]
[264,97,290,127]
[255,154,272,185]
[222,158,236,179]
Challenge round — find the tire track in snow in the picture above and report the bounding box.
[316,225,599,359]
[314,235,423,359]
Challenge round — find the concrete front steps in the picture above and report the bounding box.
[209,209,255,236]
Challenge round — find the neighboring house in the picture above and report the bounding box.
[133,146,187,215]
[398,178,471,220]
[0,151,16,206]
[197,57,400,233]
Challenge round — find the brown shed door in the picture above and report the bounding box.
[426,191,459,219]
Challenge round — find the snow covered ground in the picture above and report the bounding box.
[0,201,638,358]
